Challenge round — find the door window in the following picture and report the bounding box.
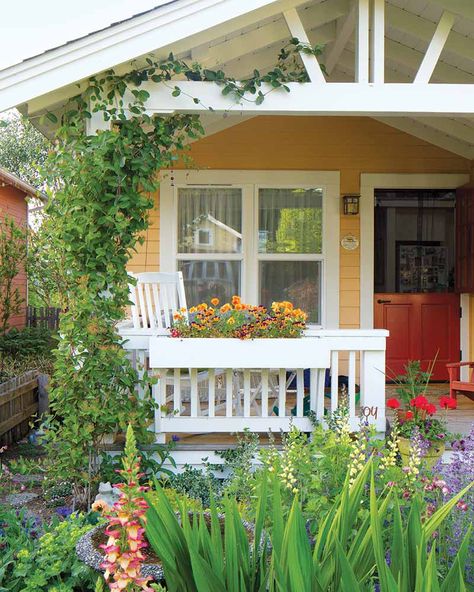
[374,189,455,293]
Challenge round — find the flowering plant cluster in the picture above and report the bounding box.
[98,425,153,591]
[386,393,456,441]
[171,296,307,339]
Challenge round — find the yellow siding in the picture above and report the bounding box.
[128,116,471,327]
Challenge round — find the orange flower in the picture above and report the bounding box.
[231,295,241,306]
[234,303,243,310]
[211,297,220,306]
[173,312,182,321]
[220,303,231,313]
[91,499,110,514]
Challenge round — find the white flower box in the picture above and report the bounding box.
[149,336,330,369]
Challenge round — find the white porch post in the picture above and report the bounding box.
[360,349,386,431]
[370,0,385,84]
[356,0,370,83]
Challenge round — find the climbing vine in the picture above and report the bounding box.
[41,39,324,504]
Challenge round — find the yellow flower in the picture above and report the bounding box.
[220,303,231,313]
[189,306,197,313]
[227,317,235,325]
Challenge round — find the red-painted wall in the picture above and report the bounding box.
[0,185,28,330]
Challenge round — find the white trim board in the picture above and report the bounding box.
[160,170,340,329]
[0,0,311,113]
[359,173,470,330]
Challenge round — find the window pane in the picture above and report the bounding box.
[178,260,241,306]
[259,261,321,324]
[258,188,323,254]
[178,188,242,253]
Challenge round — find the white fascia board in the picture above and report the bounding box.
[0,0,311,113]
[120,81,474,117]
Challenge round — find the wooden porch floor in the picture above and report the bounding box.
[169,384,474,448]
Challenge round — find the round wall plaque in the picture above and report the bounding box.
[341,234,359,251]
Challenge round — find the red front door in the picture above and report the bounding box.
[374,293,460,380]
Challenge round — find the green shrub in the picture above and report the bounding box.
[0,327,56,357]
[166,465,223,509]
[8,513,97,592]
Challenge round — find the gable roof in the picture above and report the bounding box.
[0,0,473,158]
[0,167,46,201]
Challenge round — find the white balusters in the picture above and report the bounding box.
[190,368,198,417]
[278,368,286,417]
[309,368,317,416]
[226,369,233,417]
[261,369,269,418]
[330,350,339,413]
[208,369,215,418]
[173,368,181,415]
[296,369,304,417]
[348,351,356,421]
[243,370,251,417]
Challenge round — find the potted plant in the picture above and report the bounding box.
[387,392,457,467]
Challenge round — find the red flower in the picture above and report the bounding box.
[387,398,401,409]
[439,396,457,410]
[405,410,414,420]
[424,403,437,416]
[410,395,429,409]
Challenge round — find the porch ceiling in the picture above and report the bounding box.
[1,0,473,157]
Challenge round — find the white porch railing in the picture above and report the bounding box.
[120,329,388,440]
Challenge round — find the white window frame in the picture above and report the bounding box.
[160,170,340,328]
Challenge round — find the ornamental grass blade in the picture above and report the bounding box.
[423,545,441,592]
[335,539,362,592]
[389,496,406,586]
[369,469,398,592]
[347,482,392,582]
[209,494,225,576]
[145,487,196,592]
[440,526,472,592]
[251,472,269,591]
[188,545,226,592]
[271,476,284,558]
[406,496,423,591]
[284,497,313,592]
[423,481,473,539]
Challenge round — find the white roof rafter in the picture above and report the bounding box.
[414,11,456,83]
[283,7,326,82]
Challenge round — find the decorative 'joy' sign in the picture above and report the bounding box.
[361,406,378,419]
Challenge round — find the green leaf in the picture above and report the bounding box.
[46,112,58,123]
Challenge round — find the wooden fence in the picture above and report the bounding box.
[0,370,39,445]
[27,306,61,330]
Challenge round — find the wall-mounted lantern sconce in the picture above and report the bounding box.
[342,194,360,215]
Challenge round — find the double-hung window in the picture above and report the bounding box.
[161,171,339,327]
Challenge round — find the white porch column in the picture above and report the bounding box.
[360,349,386,431]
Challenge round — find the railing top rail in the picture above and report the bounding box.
[305,329,389,338]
